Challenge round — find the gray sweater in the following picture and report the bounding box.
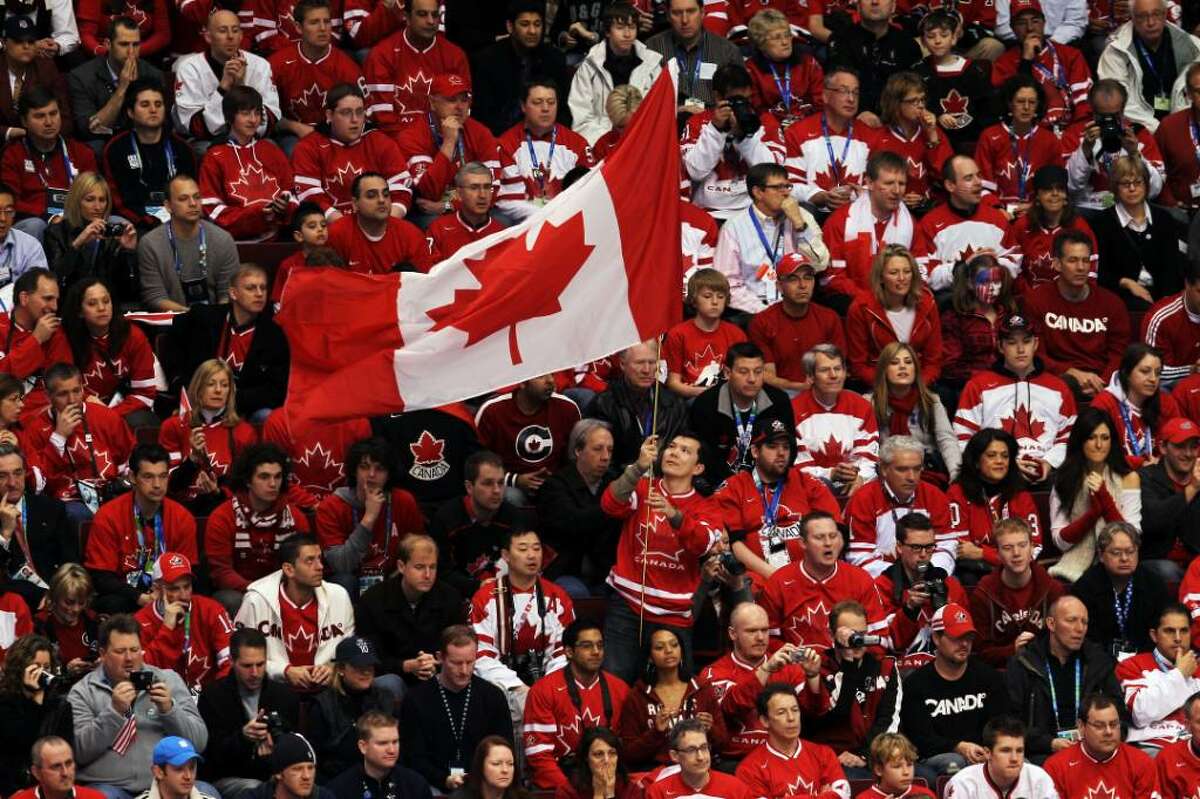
[137,219,238,309]
[644,29,743,107]
[68,663,209,791]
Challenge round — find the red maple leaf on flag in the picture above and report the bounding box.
[425,213,595,365]
[941,89,969,116]
[229,164,282,207]
[410,430,445,465]
[1001,405,1046,442]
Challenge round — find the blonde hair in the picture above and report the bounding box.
[605,85,643,129]
[871,245,923,309]
[187,359,242,428]
[63,171,111,230]
[869,732,918,768]
[748,9,790,51]
[49,563,93,604]
[870,342,938,433]
[1109,154,1150,193]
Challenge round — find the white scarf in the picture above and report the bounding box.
[844,191,914,252]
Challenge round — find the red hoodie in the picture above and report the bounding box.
[845,288,943,384]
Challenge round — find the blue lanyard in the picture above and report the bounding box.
[1009,125,1031,199]
[1189,117,1200,170]
[821,114,853,184]
[1118,400,1151,457]
[525,126,556,195]
[676,47,702,95]
[133,505,165,572]
[1114,579,1134,638]
[757,479,783,528]
[768,62,791,112]
[165,221,207,279]
[1030,44,1068,92]
[26,138,74,189]
[428,113,464,164]
[130,136,178,183]
[1134,38,1165,94]
[732,402,757,462]
[1046,656,1081,728]
[748,207,784,267]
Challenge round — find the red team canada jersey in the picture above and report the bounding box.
[735,739,850,799]
[326,216,432,274]
[84,493,199,577]
[79,328,158,417]
[291,130,411,215]
[268,42,364,126]
[263,411,372,504]
[1043,742,1161,799]
[315,487,424,577]
[27,404,133,500]
[205,494,312,591]
[974,123,1063,203]
[746,54,824,126]
[0,320,71,414]
[279,586,319,666]
[497,123,593,205]
[0,139,98,218]
[784,114,878,203]
[425,211,506,262]
[662,320,747,388]
[760,560,889,650]
[159,417,259,501]
[873,125,953,201]
[199,139,297,241]
[246,0,344,52]
[136,593,234,691]
[523,669,630,790]
[726,0,812,38]
[945,485,1043,565]
[647,770,754,799]
[1143,293,1200,388]
[362,30,470,130]
[1155,738,1200,799]
[791,390,879,483]
[844,480,959,577]
[1010,215,1098,294]
[394,116,503,202]
[601,478,722,627]
[992,42,1093,130]
[748,302,846,384]
[474,391,581,476]
[698,651,769,756]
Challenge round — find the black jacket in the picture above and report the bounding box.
[688,381,794,487]
[1093,204,1188,304]
[0,492,74,593]
[101,130,197,231]
[326,762,432,799]
[355,576,465,681]
[196,671,300,782]
[246,781,335,799]
[1138,460,1200,559]
[400,675,512,792]
[165,304,290,416]
[43,221,140,309]
[1071,563,1169,654]
[0,690,73,795]
[899,657,1008,758]
[309,684,396,782]
[1004,634,1123,755]
[427,497,533,597]
[585,377,689,470]
[828,24,923,116]
[66,56,165,144]
[469,38,571,136]
[536,462,621,581]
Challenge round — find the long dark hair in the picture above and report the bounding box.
[62,277,131,373]
[1053,408,1130,512]
[955,428,1027,505]
[571,727,629,798]
[1116,342,1164,433]
[0,634,58,698]
[1026,184,1079,232]
[461,737,529,799]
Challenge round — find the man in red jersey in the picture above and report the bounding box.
[1044,693,1161,798]
[1155,691,1200,799]
[424,163,507,262]
[600,431,725,684]
[9,738,106,799]
[0,268,71,413]
[1155,63,1200,209]
[1142,264,1200,390]
[760,510,890,651]
[698,602,773,758]
[736,683,849,799]
[647,719,753,799]
[326,173,432,274]
[268,0,362,140]
[136,552,235,693]
[1115,603,1200,749]
[362,0,469,132]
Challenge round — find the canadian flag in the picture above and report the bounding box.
[278,71,683,421]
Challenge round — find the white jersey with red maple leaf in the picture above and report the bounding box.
[362,29,470,131]
[1115,650,1200,747]
[681,110,786,220]
[199,139,297,242]
[172,50,281,140]
[760,560,890,650]
[843,479,961,576]
[1062,119,1166,209]
[783,113,879,205]
[291,129,411,216]
[953,367,1077,467]
[680,200,719,292]
[496,123,595,220]
[918,201,1019,292]
[1043,742,1162,799]
[943,762,1059,799]
[268,42,365,126]
[470,576,574,692]
[735,738,850,799]
[791,390,879,483]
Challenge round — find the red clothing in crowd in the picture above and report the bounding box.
[470,575,574,689]
[245,0,344,52]
[938,308,998,385]
[269,42,364,127]
[199,138,297,241]
[496,122,593,206]
[1156,737,1200,799]
[845,290,943,385]
[919,201,1016,292]
[1021,281,1131,379]
[872,124,954,201]
[278,585,318,666]
[876,567,970,670]
[1091,385,1181,468]
[314,486,424,578]
[342,0,404,47]
[791,389,879,483]
[393,115,503,202]
[975,123,1063,205]
[425,211,506,262]
[844,480,959,577]
[1043,741,1159,799]
[326,215,432,274]
[1010,215,1098,295]
[34,606,99,663]
[853,785,935,799]
[969,562,1065,667]
[735,738,849,799]
[474,390,580,476]
[271,251,308,306]
[158,416,258,502]
[1155,107,1200,208]
[262,410,371,505]
[760,560,889,650]
[78,328,158,418]
[205,493,311,591]
[0,591,32,660]
[362,30,470,131]
[697,651,769,757]
[645,770,753,799]
[0,316,72,417]
[821,198,929,298]
[617,679,728,766]
[136,593,234,691]
[745,52,824,126]
[991,42,1093,131]
[724,0,811,39]
[945,485,1044,565]
[26,403,133,501]
[291,129,410,216]
[523,668,630,790]
[83,493,198,577]
[77,0,171,55]
[1143,292,1200,388]
[662,319,747,389]
[0,139,97,219]
[748,301,846,385]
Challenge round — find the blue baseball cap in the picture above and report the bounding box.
[152,737,204,767]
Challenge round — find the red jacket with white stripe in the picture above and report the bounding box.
[760,560,889,650]
[79,327,158,419]
[1143,292,1200,389]
[820,200,931,299]
[682,110,785,219]
[244,0,343,53]
[470,575,574,692]
[918,201,1018,292]
[872,124,954,201]
[945,485,1044,565]
[953,360,1077,467]
[199,138,296,241]
[745,51,824,126]
[991,42,1093,131]
[697,651,769,757]
[362,29,469,131]
[791,390,879,483]
[974,123,1064,204]
[681,200,719,281]
[843,479,960,577]
[522,668,630,790]
[1115,649,1200,747]
[425,211,507,262]
[136,593,234,692]
[496,122,594,219]
[735,738,849,799]
[601,477,723,627]
[291,129,411,216]
[783,113,879,205]
[392,115,503,203]
[844,289,943,385]
[1010,215,1098,295]
[1182,556,1200,641]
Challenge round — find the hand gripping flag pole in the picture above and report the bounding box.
[638,336,665,645]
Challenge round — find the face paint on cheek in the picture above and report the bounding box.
[973,266,1004,306]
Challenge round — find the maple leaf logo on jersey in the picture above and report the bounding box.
[635,518,684,564]
[785,600,829,643]
[68,438,115,478]
[291,84,326,119]
[1001,405,1046,442]
[329,162,362,191]
[296,441,345,494]
[425,214,595,366]
[905,156,925,182]
[816,434,847,465]
[395,72,434,116]
[939,90,974,127]
[409,430,450,481]
[286,625,316,654]
[121,3,149,29]
[685,345,721,387]
[229,163,282,207]
[1084,784,1117,799]
[555,706,601,753]
[785,775,814,795]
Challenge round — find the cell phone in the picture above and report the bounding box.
[128,670,155,691]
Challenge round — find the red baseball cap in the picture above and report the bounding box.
[1162,417,1200,445]
[776,248,825,278]
[1010,0,1045,18]
[931,603,976,637]
[431,73,471,98]
[152,552,193,584]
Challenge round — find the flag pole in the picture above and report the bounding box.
[638,336,665,644]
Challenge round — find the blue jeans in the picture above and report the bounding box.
[916,752,966,786]
[601,592,693,685]
[374,672,406,704]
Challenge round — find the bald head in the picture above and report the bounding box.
[731,602,768,629]
[729,602,770,661]
[206,9,243,60]
[1046,596,1088,655]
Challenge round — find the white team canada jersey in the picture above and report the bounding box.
[470,577,573,692]
[1116,650,1200,746]
[681,219,716,290]
[792,391,879,482]
[944,763,1060,799]
[954,371,1076,467]
[172,51,282,138]
[919,203,1018,292]
[681,112,785,219]
[784,115,875,204]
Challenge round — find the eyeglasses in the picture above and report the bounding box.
[672,744,710,756]
[827,86,859,98]
[1085,720,1121,732]
[903,543,938,553]
[764,32,791,43]
[1118,179,1145,188]
[1133,10,1165,22]
[764,182,793,191]
[1103,547,1137,559]
[0,208,15,217]
[901,95,927,106]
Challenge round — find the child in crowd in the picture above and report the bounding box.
[914,9,992,151]
[856,733,936,799]
[662,269,747,399]
[271,202,329,308]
